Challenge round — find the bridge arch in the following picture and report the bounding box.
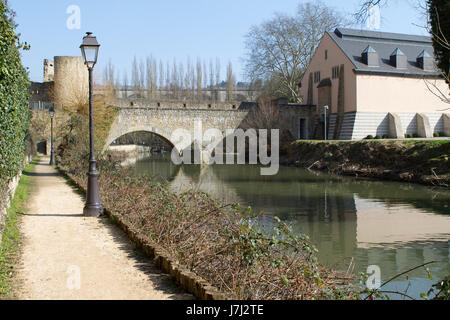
[103,124,179,154]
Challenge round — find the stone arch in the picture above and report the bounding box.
[103,124,179,154]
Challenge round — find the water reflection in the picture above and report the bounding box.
[131,154,450,299]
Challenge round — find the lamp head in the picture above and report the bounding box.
[80,32,100,68]
[49,105,55,118]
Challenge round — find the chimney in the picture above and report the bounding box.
[390,48,407,69]
[362,45,379,67]
[417,50,433,71]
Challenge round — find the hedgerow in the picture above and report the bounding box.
[0,2,30,183]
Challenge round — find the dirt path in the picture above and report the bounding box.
[15,157,193,300]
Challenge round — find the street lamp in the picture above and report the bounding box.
[323,105,329,141]
[49,105,56,165]
[80,32,104,217]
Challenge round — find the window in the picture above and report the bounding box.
[325,50,328,60]
[313,71,321,83]
[332,66,340,79]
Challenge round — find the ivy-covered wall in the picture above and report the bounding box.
[0,1,30,229]
[0,1,30,183]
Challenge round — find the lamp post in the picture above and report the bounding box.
[49,105,56,165]
[80,32,104,217]
[323,105,329,141]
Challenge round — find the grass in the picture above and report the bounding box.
[0,158,38,299]
[295,139,450,144]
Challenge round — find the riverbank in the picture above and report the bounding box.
[280,140,450,187]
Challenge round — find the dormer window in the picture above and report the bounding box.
[390,48,407,69]
[417,50,433,71]
[362,45,379,67]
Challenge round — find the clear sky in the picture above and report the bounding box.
[9,0,429,83]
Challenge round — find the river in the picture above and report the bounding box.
[130,153,450,300]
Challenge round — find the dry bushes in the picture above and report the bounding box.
[58,136,356,300]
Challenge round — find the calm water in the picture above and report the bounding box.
[131,153,450,300]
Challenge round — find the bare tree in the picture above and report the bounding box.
[244,1,348,102]
[226,61,236,102]
[139,58,145,97]
[209,59,215,101]
[196,58,202,101]
[172,58,179,99]
[241,100,286,131]
[159,59,165,98]
[215,58,221,102]
[131,56,140,96]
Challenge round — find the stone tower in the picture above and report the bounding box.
[43,59,54,82]
[53,56,88,108]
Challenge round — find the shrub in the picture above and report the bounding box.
[382,134,389,139]
[434,133,440,137]
[438,132,446,137]
[0,2,30,205]
[365,135,374,140]
[405,134,412,138]
[412,133,420,138]
[374,135,381,139]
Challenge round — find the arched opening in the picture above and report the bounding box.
[110,130,175,154]
[106,130,180,182]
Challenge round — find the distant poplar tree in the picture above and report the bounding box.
[196,58,202,100]
[226,62,236,102]
[209,59,215,101]
[215,58,221,101]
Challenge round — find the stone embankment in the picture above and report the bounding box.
[281,140,450,187]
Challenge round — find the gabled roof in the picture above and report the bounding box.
[328,28,441,77]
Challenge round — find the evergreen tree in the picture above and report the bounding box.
[428,0,449,79]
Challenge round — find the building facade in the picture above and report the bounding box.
[299,28,450,140]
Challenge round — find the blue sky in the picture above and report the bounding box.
[9,0,429,83]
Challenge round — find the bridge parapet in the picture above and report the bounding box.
[114,99,244,111]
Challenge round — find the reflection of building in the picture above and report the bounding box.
[296,28,450,140]
[354,196,450,247]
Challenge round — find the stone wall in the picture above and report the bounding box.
[279,104,316,140]
[0,155,32,245]
[43,59,54,82]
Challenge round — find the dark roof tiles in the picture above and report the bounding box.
[328,28,440,76]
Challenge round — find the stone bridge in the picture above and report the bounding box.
[104,104,249,163]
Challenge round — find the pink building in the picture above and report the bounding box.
[299,28,449,140]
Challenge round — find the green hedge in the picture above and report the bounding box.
[0,2,30,182]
